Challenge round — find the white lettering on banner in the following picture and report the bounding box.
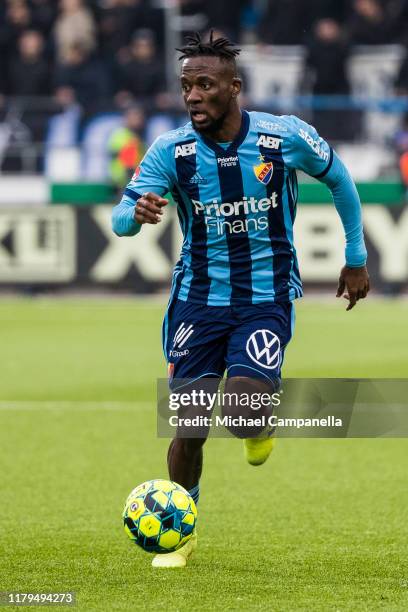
[90,207,171,281]
[363,207,408,281]
[2,204,404,287]
[295,207,344,280]
[90,205,408,284]
[256,135,283,149]
[0,208,76,282]
[174,142,196,158]
[298,128,329,162]
[86,205,408,285]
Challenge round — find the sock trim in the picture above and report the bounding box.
[188,485,200,505]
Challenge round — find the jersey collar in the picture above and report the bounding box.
[194,110,249,156]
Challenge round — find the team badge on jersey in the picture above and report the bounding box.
[253,160,273,185]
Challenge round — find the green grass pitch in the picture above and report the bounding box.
[0,297,407,611]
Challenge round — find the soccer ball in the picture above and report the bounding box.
[123,479,197,553]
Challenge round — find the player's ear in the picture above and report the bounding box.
[231,77,242,98]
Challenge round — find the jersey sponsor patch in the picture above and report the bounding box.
[173,322,194,348]
[192,195,278,235]
[169,323,194,357]
[217,155,238,167]
[162,127,190,141]
[256,134,283,150]
[298,128,329,162]
[255,119,288,132]
[246,329,281,370]
[174,142,197,158]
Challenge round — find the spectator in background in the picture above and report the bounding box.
[178,0,209,39]
[393,114,408,188]
[96,0,164,60]
[97,0,139,59]
[203,0,248,42]
[307,0,352,27]
[114,29,165,109]
[348,0,391,45]
[0,0,33,56]
[54,0,96,62]
[108,104,146,191]
[0,0,34,94]
[395,46,408,95]
[387,0,408,43]
[30,0,57,37]
[306,19,350,97]
[394,46,408,185]
[8,30,51,96]
[258,0,309,45]
[54,43,112,115]
[304,18,358,141]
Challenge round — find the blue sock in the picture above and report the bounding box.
[189,484,200,506]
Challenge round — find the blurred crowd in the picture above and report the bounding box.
[2,0,408,116]
[2,0,408,180]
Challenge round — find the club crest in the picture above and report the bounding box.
[253,161,273,185]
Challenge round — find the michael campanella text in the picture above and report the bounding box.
[169,415,344,429]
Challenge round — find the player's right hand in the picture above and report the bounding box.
[134,192,168,224]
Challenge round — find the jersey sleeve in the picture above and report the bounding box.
[284,116,367,267]
[320,151,367,267]
[283,115,333,178]
[111,136,174,237]
[124,136,174,201]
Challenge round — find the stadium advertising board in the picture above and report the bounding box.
[0,205,407,290]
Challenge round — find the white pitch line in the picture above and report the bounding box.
[0,401,153,411]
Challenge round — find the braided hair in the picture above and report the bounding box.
[177,30,241,65]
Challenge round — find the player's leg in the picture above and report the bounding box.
[222,374,278,465]
[225,301,295,465]
[222,375,278,438]
[150,435,205,568]
[153,430,208,568]
[153,301,228,567]
[167,437,204,496]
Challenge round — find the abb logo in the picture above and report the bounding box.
[175,142,197,158]
[256,135,283,150]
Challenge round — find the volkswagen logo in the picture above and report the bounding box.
[246,329,281,370]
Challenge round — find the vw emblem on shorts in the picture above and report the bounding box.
[246,329,281,370]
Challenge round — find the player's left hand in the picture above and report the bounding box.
[336,265,370,311]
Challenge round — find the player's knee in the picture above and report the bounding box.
[222,376,279,438]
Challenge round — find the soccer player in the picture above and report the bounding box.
[112,32,370,567]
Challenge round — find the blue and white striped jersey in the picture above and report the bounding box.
[112,110,367,306]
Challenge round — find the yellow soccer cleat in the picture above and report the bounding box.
[151,531,197,568]
[244,433,276,466]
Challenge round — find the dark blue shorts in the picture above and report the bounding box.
[162,299,295,386]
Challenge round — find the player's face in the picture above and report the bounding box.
[180,56,240,132]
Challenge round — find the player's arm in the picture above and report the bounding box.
[286,117,369,310]
[321,154,370,310]
[111,137,172,237]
